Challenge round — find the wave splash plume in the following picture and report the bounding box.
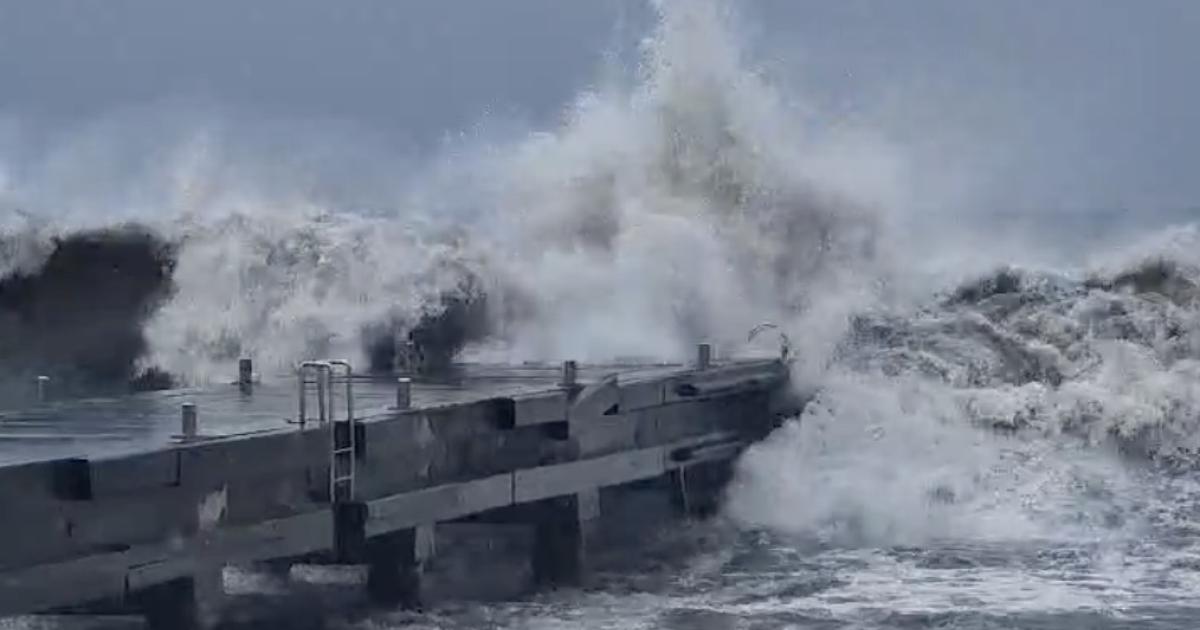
[730,226,1200,547]
[0,0,878,392]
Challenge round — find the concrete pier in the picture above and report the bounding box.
[366,524,436,608]
[669,459,733,517]
[0,359,793,625]
[531,490,600,587]
[129,569,224,630]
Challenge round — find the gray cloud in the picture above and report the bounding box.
[1,0,1198,217]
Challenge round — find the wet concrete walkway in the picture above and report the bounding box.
[0,363,686,465]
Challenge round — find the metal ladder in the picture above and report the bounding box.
[296,360,357,503]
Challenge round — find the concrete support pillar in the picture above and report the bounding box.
[669,460,733,518]
[131,569,224,630]
[180,403,198,441]
[36,375,50,403]
[696,343,712,370]
[531,489,600,587]
[366,524,436,609]
[237,358,254,393]
[560,360,578,388]
[395,377,412,410]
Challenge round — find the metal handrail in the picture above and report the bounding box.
[327,359,356,502]
[327,359,354,426]
[295,361,333,426]
[293,359,359,503]
[748,322,792,362]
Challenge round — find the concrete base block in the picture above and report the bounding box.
[531,489,599,587]
[366,524,435,609]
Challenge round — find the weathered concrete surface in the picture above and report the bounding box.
[0,359,789,623]
[531,490,601,587]
[365,524,436,608]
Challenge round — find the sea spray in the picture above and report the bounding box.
[728,243,1200,546]
[0,0,887,385]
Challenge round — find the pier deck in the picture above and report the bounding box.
[0,363,691,466]
[0,357,791,627]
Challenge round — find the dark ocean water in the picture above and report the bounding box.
[13,468,1200,630]
[348,486,1200,630]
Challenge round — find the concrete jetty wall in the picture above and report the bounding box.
[0,358,793,627]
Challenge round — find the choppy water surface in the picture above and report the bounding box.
[356,492,1200,629]
[337,450,1200,630]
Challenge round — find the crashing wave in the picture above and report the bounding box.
[728,240,1200,546]
[0,0,880,391]
[0,225,175,396]
[843,258,1200,459]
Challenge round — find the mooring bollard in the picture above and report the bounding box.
[395,377,412,410]
[697,343,712,370]
[181,403,198,440]
[560,360,578,388]
[36,375,49,403]
[238,358,253,387]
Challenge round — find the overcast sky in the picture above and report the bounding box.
[1,0,1198,217]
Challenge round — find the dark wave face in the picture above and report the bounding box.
[361,286,491,375]
[0,224,492,399]
[0,226,174,398]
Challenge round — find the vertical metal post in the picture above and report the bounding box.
[329,360,353,426]
[36,375,49,403]
[316,368,328,423]
[181,403,198,441]
[396,377,412,410]
[561,360,578,388]
[697,343,712,370]
[297,370,307,425]
[297,361,334,427]
[327,360,356,504]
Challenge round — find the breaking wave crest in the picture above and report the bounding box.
[728,225,1200,546]
[0,0,880,389]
